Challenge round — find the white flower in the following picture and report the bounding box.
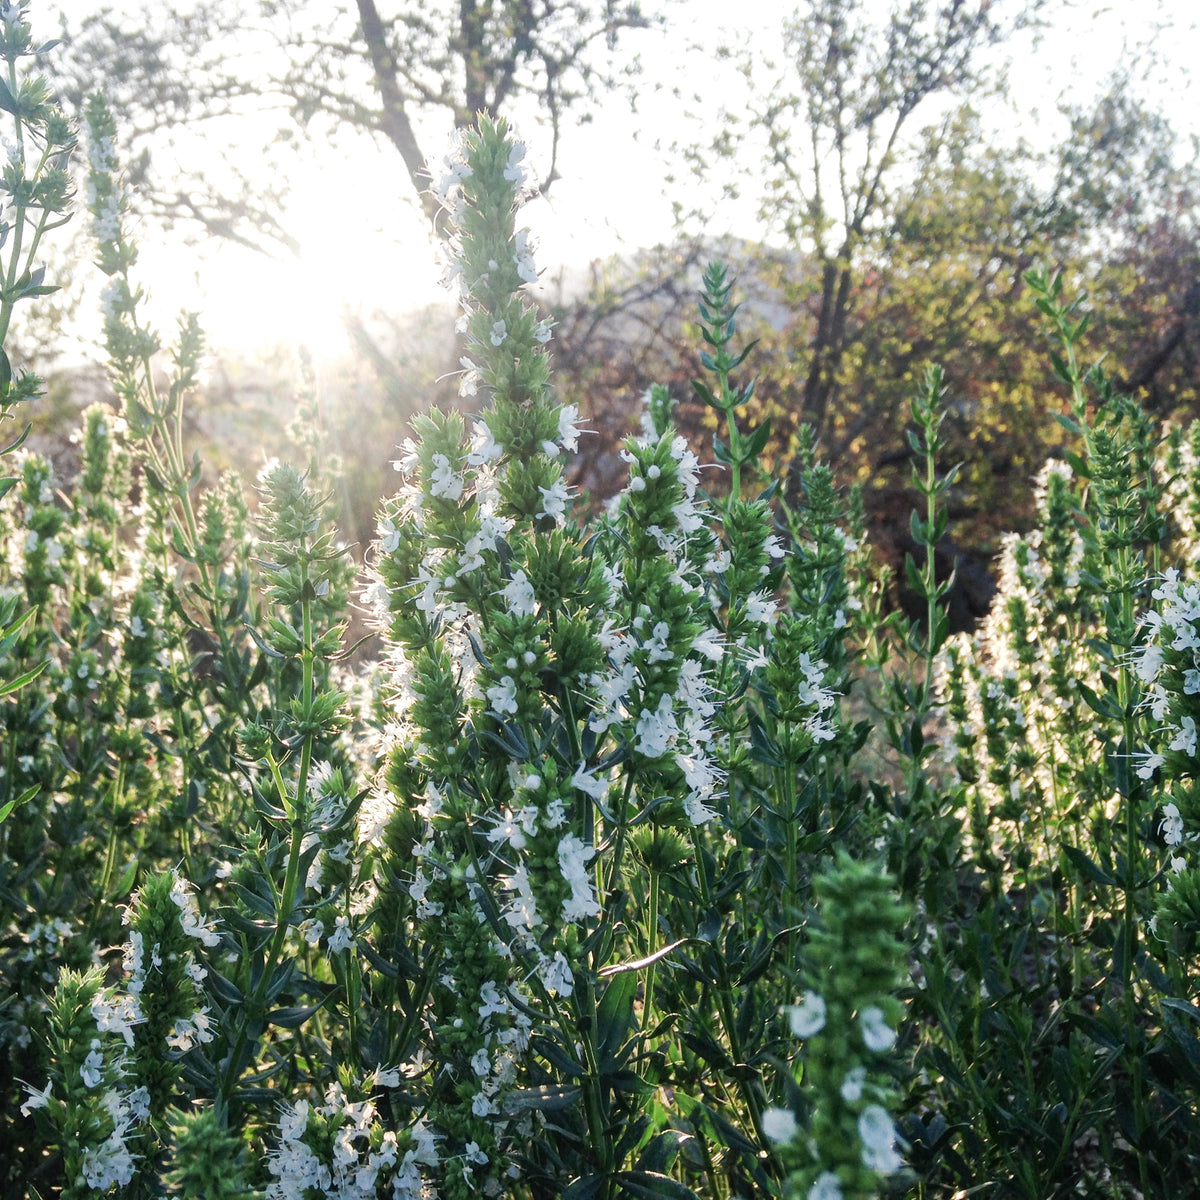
[169,872,220,946]
[502,140,528,184]
[571,765,610,802]
[558,834,601,921]
[692,628,725,662]
[1135,751,1165,781]
[635,693,679,758]
[501,863,541,931]
[761,1106,798,1144]
[395,437,422,475]
[645,620,674,663]
[487,675,519,717]
[858,1104,902,1172]
[788,992,826,1038]
[841,1066,867,1103]
[684,791,717,825]
[808,1172,844,1200]
[81,1046,105,1089]
[745,591,778,626]
[1171,716,1198,758]
[328,915,355,954]
[487,809,528,851]
[1160,802,1185,846]
[489,319,508,345]
[535,320,553,344]
[19,1079,53,1116]
[513,228,538,283]
[860,1005,896,1052]
[81,1131,137,1190]
[541,951,575,997]
[429,453,465,501]
[558,404,582,453]
[537,479,570,524]
[91,992,143,1046]
[127,1085,151,1123]
[458,359,480,397]
[98,279,123,319]
[477,981,508,1021]
[378,518,402,554]
[470,1046,491,1077]
[1132,641,1164,684]
[166,1010,214,1052]
[500,569,537,617]
[467,419,502,465]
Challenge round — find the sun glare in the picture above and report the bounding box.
[195,219,445,363]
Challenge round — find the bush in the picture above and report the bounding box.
[2,27,1200,1200]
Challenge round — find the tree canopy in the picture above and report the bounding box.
[46,0,656,247]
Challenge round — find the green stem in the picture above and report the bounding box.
[642,864,660,1031]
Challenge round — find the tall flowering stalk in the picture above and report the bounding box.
[363,117,764,1198]
[0,0,75,813]
[766,853,908,1200]
[0,0,74,417]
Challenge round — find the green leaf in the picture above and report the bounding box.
[1049,351,1073,385]
[1160,997,1200,1024]
[110,857,138,899]
[1061,844,1116,888]
[1074,680,1121,721]
[617,1172,703,1200]
[747,716,783,768]
[0,656,48,698]
[599,938,689,977]
[0,417,30,456]
[268,1001,328,1029]
[910,509,929,545]
[0,76,19,117]
[244,622,286,660]
[596,971,638,1060]
[743,418,772,460]
[502,1085,581,1112]
[726,338,759,369]
[561,1177,604,1200]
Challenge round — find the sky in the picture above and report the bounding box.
[27,0,1200,364]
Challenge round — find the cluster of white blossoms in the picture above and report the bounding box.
[794,649,839,746]
[1131,567,1200,869]
[428,129,474,224]
[360,118,606,1197]
[266,1076,423,1200]
[935,460,1104,851]
[587,429,727,825]
[21,983,152,1192]
[761,995,903,1197]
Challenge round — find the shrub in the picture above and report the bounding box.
[3,24,1200,1200]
